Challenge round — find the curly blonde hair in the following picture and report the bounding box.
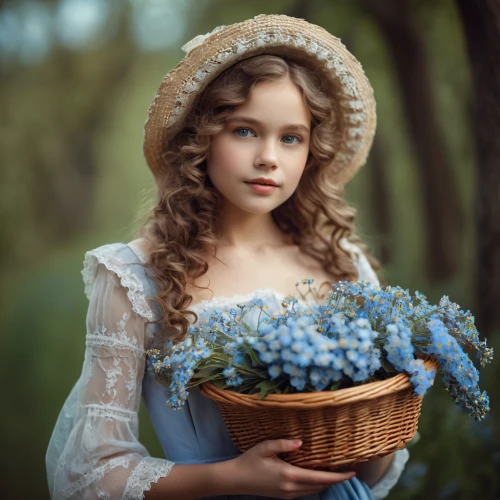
[136,55,381,342]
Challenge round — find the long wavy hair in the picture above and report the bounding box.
[136,55,381,342]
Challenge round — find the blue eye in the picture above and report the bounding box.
[234,128,255,138]
[282,135,301,144]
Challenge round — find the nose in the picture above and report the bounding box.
[254,139,278,169]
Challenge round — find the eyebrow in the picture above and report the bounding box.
[225,115,310,134]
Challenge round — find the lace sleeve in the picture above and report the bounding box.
[46,262,174,499]
[339,238,380,286]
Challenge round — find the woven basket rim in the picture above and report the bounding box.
[199,358,438,409]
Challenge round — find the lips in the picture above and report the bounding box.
[245,178,279,187]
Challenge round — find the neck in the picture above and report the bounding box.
[216,203,289,250]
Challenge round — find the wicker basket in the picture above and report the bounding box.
[199,359,438,469]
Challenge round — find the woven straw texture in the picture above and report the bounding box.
[143,14,376,185]
[199,359,437,468]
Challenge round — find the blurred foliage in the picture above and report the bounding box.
[0,0,498,499]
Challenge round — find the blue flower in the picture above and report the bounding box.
[313,352,333,367]
[255,341,268,353]
[268,365,282,380]
[259,323,274,335]
[260,351,280,364]
[150,278,491,420]
[290,376,307,390]
[222,366,237,379]
[277,326,293,346]
[281,348,294,361]
[295,345,315,368]
[268,339,282,351]
[283,363,306,378]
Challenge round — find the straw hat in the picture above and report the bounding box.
[143,14,376,185]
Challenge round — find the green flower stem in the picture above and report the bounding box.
[242,344,265,367]
[408,304,449,325]
[187,373,224,388]
[233,364,268,379]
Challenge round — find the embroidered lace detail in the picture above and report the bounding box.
[104,358,122,400]
[82,244,156,322]
[123,457,175,500]
[61,455,132,499]
[169,25,367,170]
[87,320,146,356]
[371,448,409,499]
[87,332,145,356]
[189,288,285,314]
[85,403,138,423]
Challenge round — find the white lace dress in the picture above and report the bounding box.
[45,240,409,500]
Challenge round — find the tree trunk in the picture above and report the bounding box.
[0,5,135,267]
[368,137,393,266]
[456,0,500,335]
[362,0,464,281]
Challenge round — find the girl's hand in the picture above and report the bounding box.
[227,439,356,499]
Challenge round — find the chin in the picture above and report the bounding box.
[232,201,279,215]
[241,206,275,215]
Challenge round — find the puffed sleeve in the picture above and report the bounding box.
[46,244,174,499]
[339,237,380,286]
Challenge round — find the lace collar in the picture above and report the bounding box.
[187,288,287,314]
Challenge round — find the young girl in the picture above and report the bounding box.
[46,14,409,500]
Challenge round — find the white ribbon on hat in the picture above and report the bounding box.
[181,25,226,54]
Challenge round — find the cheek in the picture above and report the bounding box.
[289,149,309,180]
[208,137,241,177]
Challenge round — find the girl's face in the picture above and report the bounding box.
[207,76,311,215]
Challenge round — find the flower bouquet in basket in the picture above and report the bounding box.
[146,280,493,469]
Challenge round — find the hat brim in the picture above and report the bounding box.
[143,14,376,185]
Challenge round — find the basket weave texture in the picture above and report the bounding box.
[199,359,437,468]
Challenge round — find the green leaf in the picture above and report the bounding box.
[380,357,398,373]
[238,380,259,393]
[329,381,343,391]
[188,371,225,386]
[242,321,253,333]
[255,380,280,399]
[243,344,265,367]
[211,378,228,389]
[237,354,252,369]
[194,366,218,378]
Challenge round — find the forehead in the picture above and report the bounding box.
[230,76,311,125]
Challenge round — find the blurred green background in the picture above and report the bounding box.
[1,0,499,499]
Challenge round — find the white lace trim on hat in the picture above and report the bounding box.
[169,30,367,168]
[181,24,226,53]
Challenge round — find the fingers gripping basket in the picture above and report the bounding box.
[199,359,437,468]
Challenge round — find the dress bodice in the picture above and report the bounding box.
[46,242,408,500]
[141,284,380,500]
[143,290,286,465]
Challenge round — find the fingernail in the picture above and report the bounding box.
[292,439,302,446]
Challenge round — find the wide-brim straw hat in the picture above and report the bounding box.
[144,14,376,185]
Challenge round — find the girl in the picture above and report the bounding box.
[46,14,409,500]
